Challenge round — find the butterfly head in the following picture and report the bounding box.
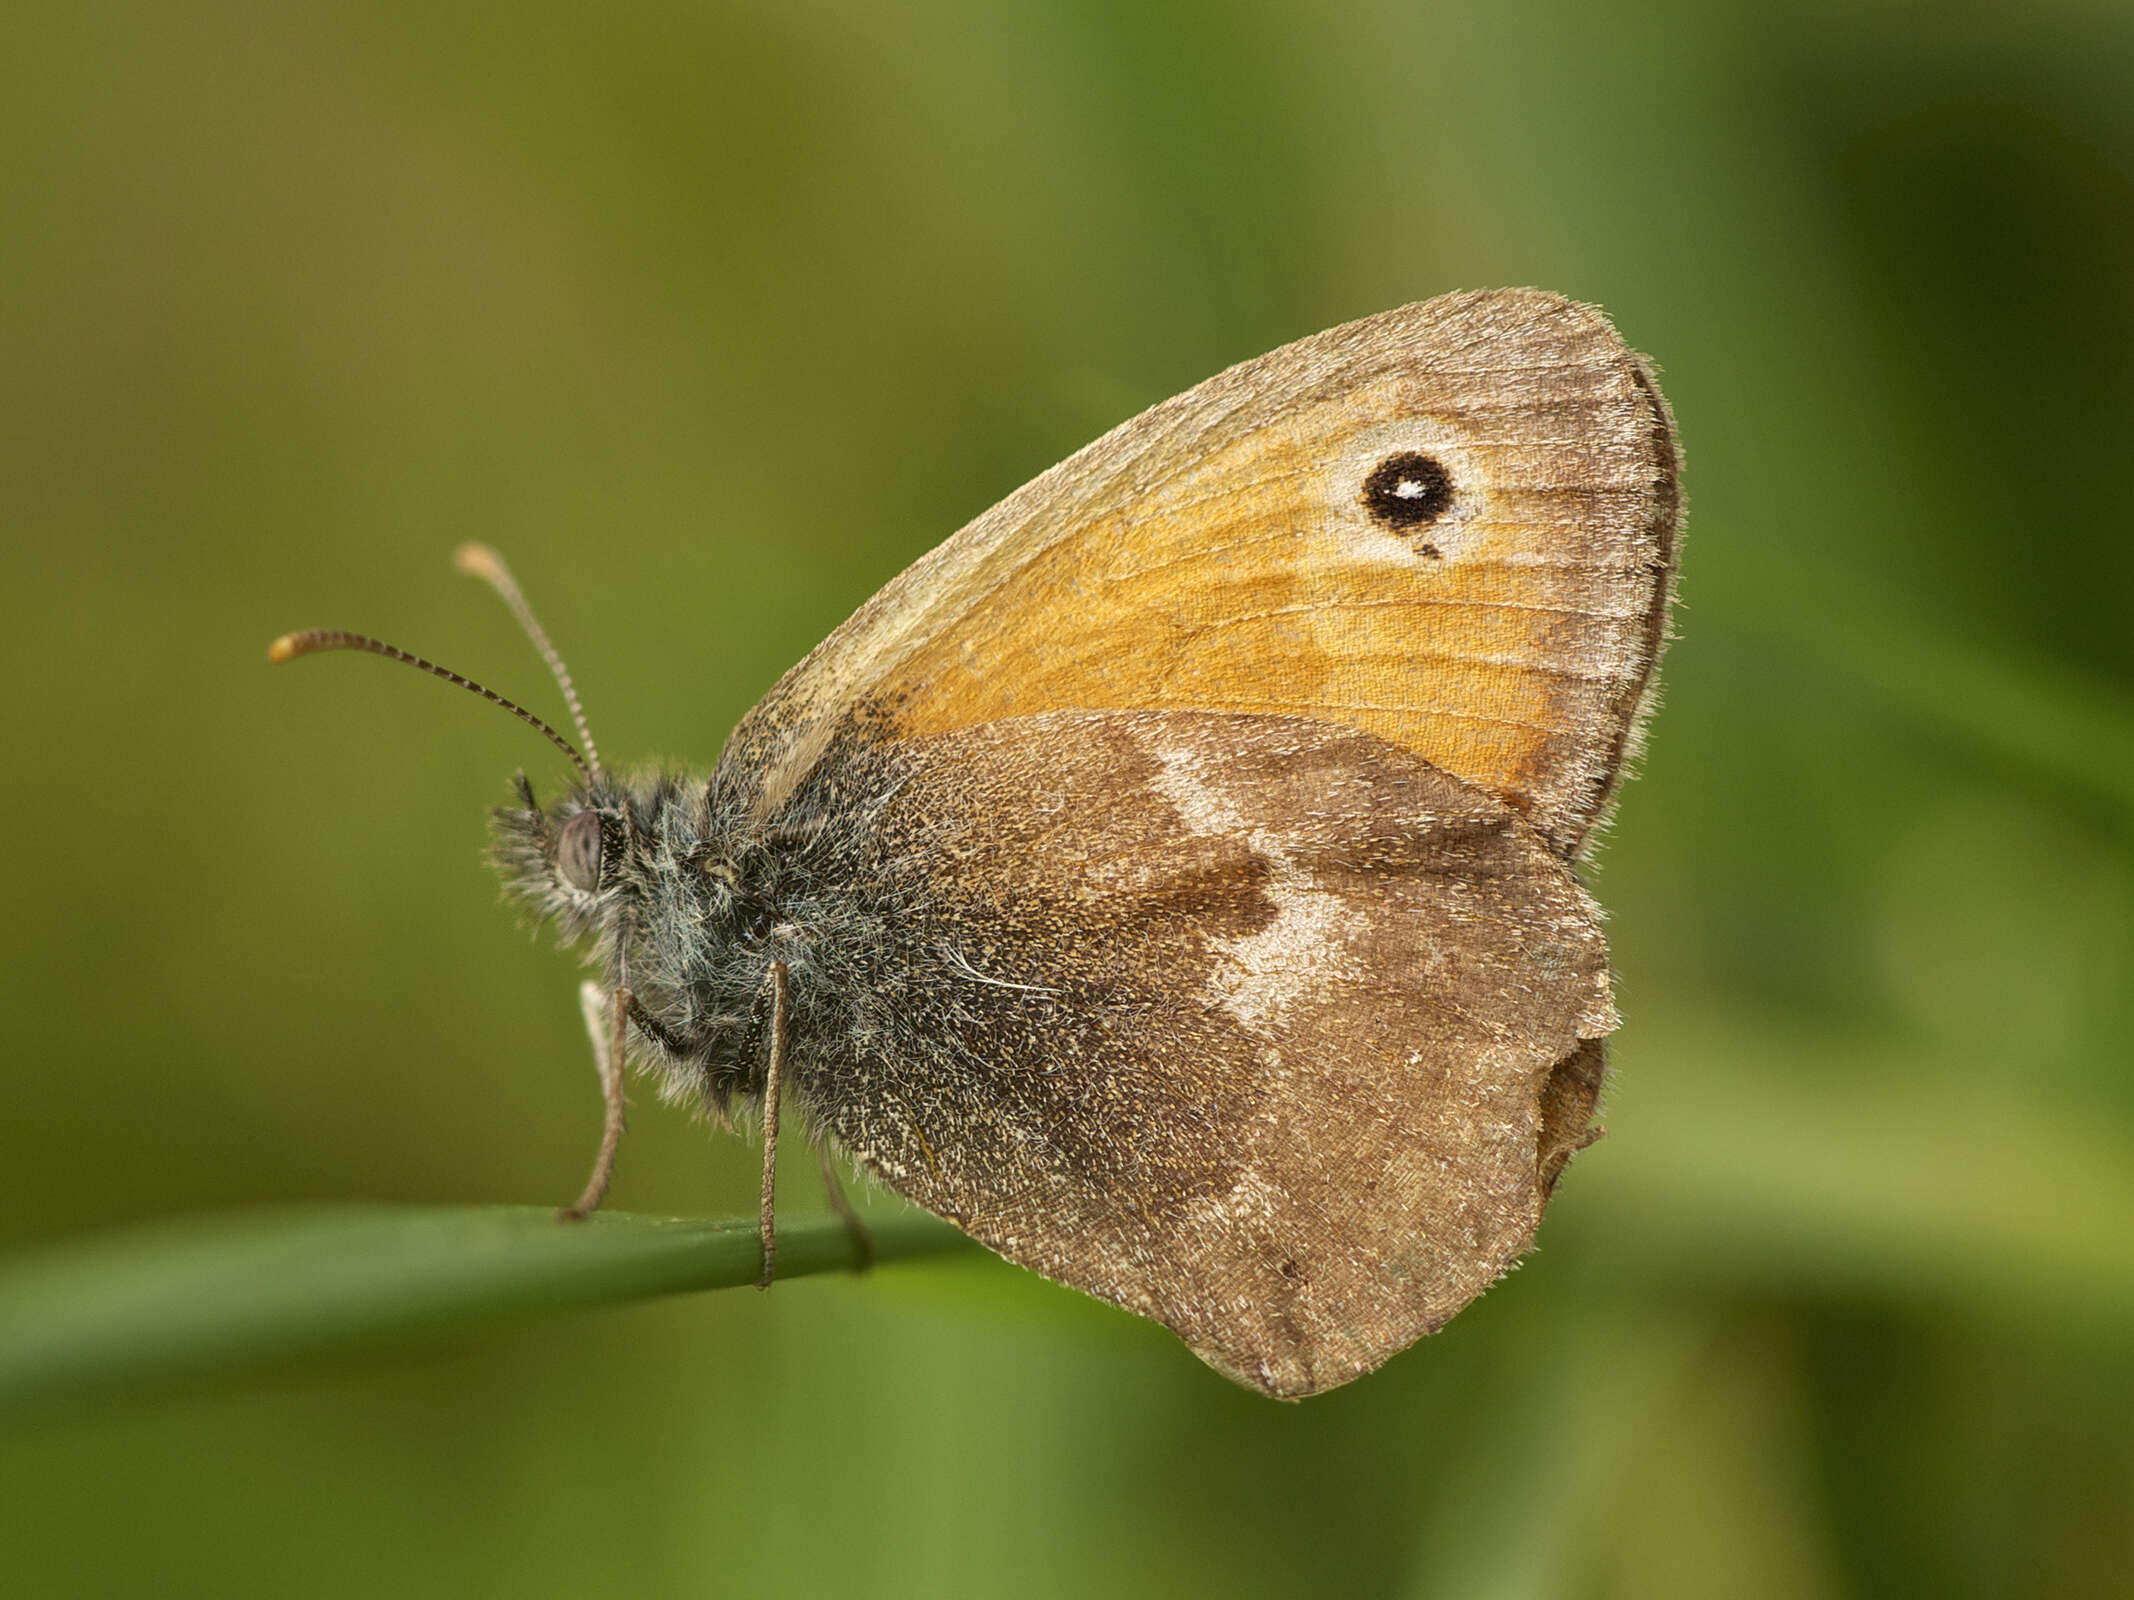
[269,547,807,1103]
[488,760,851,1110]
[490,770,637,937]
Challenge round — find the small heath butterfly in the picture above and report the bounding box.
[272,289,1681,1397]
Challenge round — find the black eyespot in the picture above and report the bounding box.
[557,809,604,893]
[1361,451,1454,531]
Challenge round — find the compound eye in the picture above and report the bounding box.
[557,809,604,893]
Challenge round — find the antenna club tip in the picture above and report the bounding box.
[267,633,304,664]
[453,543,506,581]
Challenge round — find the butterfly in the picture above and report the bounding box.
[273,288,1681,1398]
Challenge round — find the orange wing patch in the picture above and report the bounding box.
[731,290,1680,856]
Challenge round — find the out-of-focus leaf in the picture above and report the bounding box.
[1737,561,2134,811]
[1575,1011,2134,1332]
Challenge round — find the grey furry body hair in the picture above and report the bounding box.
[490,722,931,1126]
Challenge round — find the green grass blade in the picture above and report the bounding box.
[0,1205,967,1423]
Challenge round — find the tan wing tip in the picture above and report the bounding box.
[1462,285,1638,344]
[1331,287,1646,377]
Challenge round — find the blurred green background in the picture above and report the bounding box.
[4,1,2132,1594]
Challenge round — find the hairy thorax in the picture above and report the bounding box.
[487,724,928,1119]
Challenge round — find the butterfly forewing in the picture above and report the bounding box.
[729,289,1680,856]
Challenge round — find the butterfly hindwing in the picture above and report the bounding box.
[786,709,1614,1397]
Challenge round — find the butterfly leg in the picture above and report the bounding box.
[557,980,629,1222]
[814,1144,875,1273]
[757,959,787,1289]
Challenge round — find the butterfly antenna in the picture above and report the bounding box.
[268,629,594,786]
[453,543,603,779]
